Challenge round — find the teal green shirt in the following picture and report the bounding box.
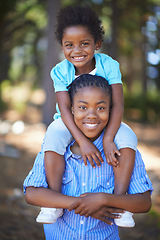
[50,53,122,119]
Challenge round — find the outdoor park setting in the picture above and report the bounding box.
[0,0,160,239]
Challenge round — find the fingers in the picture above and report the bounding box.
[78,209,88,216]
[74,206,84,215]
[87,155,96,168]
[91,211,114,225]
[106,152,120,167]
[115,149,121,156]
[83,152,103,168]
[102,207,125,220]
[103,211,120,220]
[107,155,118,166]
[96,152,104,163]
[70,204,90,216]
[91,207,124,225]
[103,141,121,167]
[80,141,103,167]
[83,156,88,166]
[98,216,113,225]
[107,207,124,214]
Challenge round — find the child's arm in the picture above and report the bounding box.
[68,147,152,216]
[56,91,103,167]
[103,83,124,166]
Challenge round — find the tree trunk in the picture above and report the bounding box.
[141,29,147,94]
[42,0,60,126]
[109,0,118,59]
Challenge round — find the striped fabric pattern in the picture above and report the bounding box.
[40,133,152,240]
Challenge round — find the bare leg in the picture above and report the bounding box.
[113,148,135,195]
[113,148,135,227]
[36,151,65,223]
[44,151,65,192]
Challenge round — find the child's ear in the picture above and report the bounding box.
[71,107,74,115]
[95,40,102,51]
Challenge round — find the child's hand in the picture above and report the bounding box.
[68,192,104,217]
[79,139,104,167]
[103,140,120,167]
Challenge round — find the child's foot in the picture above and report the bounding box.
[114,211,135,227]
[36,207,63,224]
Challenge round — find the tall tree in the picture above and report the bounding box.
[42,0,60,126]
[0,0,47,100]
[0,1,18,92]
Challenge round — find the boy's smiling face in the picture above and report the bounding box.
[72,86,110,142]
[61,25,101,75]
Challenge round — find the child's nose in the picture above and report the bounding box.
[74,45,82,53]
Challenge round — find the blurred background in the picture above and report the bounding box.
[0,0,160,239]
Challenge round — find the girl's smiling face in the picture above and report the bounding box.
[72,86,110,142]
[61,25,101,75]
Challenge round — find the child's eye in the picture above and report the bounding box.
[65,43,73,48]
[81,42,89,46]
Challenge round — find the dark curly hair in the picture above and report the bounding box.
[55,6,105,44]
[67,74,112,110]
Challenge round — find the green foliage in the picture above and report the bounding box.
[124,90,160,123]
[0,0,160,122]
[0,97,8,113]
[0,0,47,86]
[22,2,47,29]
[1,79,32,114]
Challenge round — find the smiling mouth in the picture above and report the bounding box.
[84,123,99,128]
[72,56,86,61]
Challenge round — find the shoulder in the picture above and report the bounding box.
[50,59,70,76]
[95,53,119,65]
[50,59,75,87]
[114,122,138,151]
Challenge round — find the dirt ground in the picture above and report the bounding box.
[0,120,160,240]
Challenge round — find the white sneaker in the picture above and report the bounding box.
[36,207,63,224]
[114,211,135,227]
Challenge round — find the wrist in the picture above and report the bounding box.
[103,135,114,142]
[101,192,109,206]
[77,135,89,145]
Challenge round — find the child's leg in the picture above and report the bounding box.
[36,118,73,224]
[43,118,73,190]
[114,148,135,195]
[113,148,135,227]
[44,151,65,192]
[36,152,65,224]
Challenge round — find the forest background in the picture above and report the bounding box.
[0,0,160,239]
[0,0,160,126]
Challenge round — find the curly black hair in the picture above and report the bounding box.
[55,6,105,44]
[67,74,112,110]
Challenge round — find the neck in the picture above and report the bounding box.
[75,58,95,75]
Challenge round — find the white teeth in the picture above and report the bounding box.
[73,56,84,60]
[85,123,98,127]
